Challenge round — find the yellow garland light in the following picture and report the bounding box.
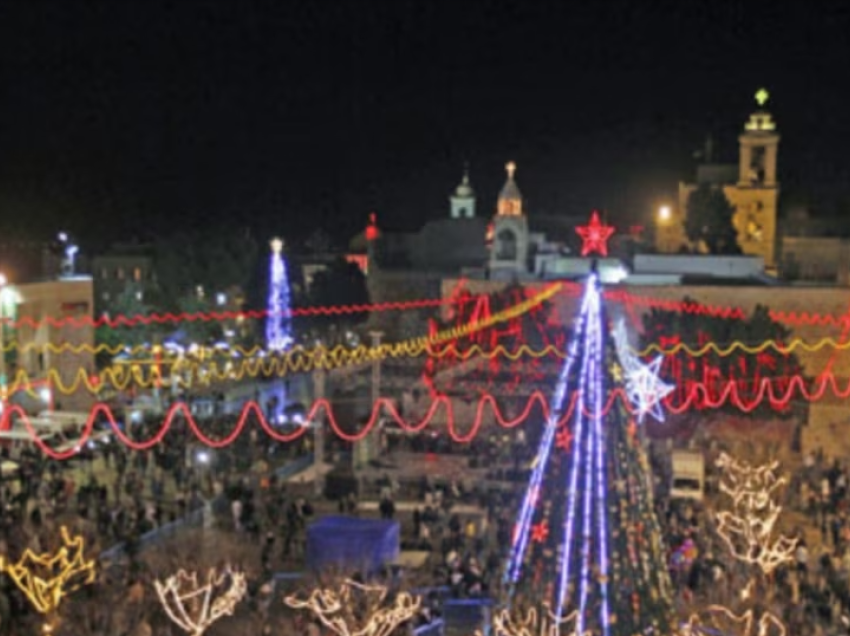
[0,525,95,628]
[683,605,786,636]
[154,568,247,636]
[714,453,797,575]
[9,283,561,397]
[285,578,421,636]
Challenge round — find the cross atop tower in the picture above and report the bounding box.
[506,161,516,180]
[755,87,770,108]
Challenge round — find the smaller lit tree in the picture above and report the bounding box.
[154,568,247,636]
[714,452,797,578]
[479,605,592,636]
[686,453,796,636]
[285,578,420,636]
[0,526,96,634]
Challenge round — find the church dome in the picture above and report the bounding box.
[455,172,474,198]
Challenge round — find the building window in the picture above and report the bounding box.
[133,267,142,282]
[117,268,125,280]
[102,291,110,301]
[135,290,143,301]
[100,267,109,280]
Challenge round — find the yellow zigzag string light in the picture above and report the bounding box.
[12,330,849,362]
[0,526,96,616]
[10,283,560,397]
[155,568,247,636]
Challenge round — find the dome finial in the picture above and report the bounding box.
[506,161,517,180]
[755,87,769,108]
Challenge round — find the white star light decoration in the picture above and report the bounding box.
[613,321,674,423]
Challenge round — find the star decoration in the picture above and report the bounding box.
[531,521,549,544]
[610,362,623,382]
[575,211,615,257]
[625,355,674,423]
[555,427,574,452]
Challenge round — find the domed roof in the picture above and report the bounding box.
[454,172,474,198]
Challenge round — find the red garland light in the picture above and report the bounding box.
[3,370,850,458]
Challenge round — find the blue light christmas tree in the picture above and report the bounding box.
[266,237,293,352]
[504,273,676,635]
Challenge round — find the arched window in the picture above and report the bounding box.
[496,229,517,261]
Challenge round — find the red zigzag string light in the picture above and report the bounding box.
[7,278,850,330]
[4,370,850,458]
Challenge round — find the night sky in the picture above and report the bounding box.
[1,1,849,249]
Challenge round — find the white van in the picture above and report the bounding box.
[670,450,705,502]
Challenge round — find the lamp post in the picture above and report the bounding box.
[0,273,6,398]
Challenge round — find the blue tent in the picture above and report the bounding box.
[306,516,400,572]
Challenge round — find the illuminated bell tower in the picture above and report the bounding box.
[730,88,780,268]
[489,161,529,276]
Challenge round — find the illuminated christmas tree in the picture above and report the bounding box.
[503,273,676,635]
[266,237,293,352]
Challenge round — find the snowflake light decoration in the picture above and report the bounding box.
[613,320,673,423]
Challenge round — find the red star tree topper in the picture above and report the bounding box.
[555,427,573,452]
[531,521,549,543]
[576,211,615,256]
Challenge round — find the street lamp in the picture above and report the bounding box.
[658,205,672,222]
[0,275,21,398]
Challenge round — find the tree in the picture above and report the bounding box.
[95,283,163,368]
[501,277,676,635]
[298,258,369,345]
[684,184,740,254]
[641,299,804,418]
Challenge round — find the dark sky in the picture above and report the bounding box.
[1,0,849,248]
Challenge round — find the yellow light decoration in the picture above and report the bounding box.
[11,323,850,360]
[0,526,95,615]
[154,568,247,636]
[478,605,592,636]
[684,605,786,636]
[714,453,797,576]
[9,283,561,397]
[285,578,421,636]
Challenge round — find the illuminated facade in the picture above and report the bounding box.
[658,90,780,269]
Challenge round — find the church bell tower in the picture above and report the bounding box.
[489,161,529,276]
[731,88,780,268]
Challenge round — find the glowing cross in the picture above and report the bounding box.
[755,88,770,107]
[506,161,517,179]
[575,211,615,257]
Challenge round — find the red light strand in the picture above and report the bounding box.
[3,370,849,458]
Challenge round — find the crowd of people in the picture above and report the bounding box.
[5,398,850,634]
